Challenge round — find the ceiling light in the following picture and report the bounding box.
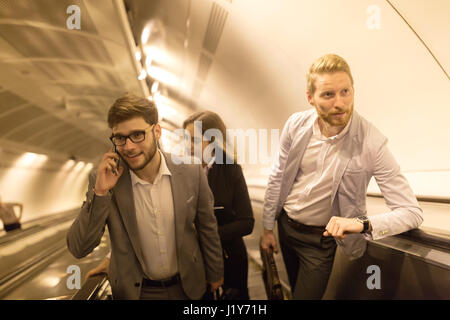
[145,54,153,69]
[138,69,147,80]
[151,81,159,94]
[141,26,150,44]
[146,66,179,87]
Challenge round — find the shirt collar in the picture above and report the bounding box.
[313,113,353,142]
[207,155,216,170]
[203,155,216,176]
[130,149,171,186]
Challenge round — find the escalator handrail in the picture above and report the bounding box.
[0,209,79,245]
[248,192,450,251]
[71,273,109,300]
[394,228,450,252]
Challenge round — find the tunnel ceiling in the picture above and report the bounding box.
[0,0,448,168]
[0,0,145,162]
[127,0,449,129]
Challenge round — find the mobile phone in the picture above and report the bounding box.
[113,145,120,175]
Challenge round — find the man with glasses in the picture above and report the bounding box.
[67,93,224,300]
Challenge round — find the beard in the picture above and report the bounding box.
[123,130,158,172]
[319,103,354,128]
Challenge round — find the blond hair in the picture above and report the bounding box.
[306,54,354,95]
[107,93,158,128]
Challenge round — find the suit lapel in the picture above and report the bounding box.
[112,163,145,268]
[330,112,361,204]
[163,152,187,255]
[279,115,316,206]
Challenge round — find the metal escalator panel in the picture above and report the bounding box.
[323,231,450,299]
[71,273,112,300]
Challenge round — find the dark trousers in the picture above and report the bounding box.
[278,211,336,300]
[203,242,250,300]
[139,282,189,300]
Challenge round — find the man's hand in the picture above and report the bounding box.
[323,216,364,240]
[209,278,224,292]
[85,257,110,280]
[261,229,278,254]
[94,148,124,196]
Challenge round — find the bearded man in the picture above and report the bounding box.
[261,54,423,299]
[67,93,223,299]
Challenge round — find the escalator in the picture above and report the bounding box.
[0,209,110,300]
[245,190,450,300]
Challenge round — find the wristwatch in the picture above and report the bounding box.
[356,215,370,233]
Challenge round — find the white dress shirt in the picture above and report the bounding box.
[283,116,352,226]
[130,150,178,280]
[203,155,216,177]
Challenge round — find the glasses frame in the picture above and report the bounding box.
[110,125,155,146]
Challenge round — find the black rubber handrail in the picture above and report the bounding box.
[395,228,450,252]
[71,273,109,300]
[249,194,450,252]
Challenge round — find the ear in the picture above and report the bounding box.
[154,123,162,140]
[306,91,314,105]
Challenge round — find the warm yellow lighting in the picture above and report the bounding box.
[36,154,48,165]
[62,159,76,171]
[147,66,179,87]
[16,152,48,168]
[138,69,147,80]
[141,26,150,44]
[156,102,178,120]
[41,276,60,287]
[151,81,159,94]
[143,45,174,66]
[145,55,153,69]
[73,161,85,173]
[85,163,93,172]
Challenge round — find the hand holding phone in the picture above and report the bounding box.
[113,146,120,176]
[94,147,123,196]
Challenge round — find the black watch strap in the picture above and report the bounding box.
[357,215,369,233]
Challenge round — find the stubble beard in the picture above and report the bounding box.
[126,131,158,172]
[321,103,354,128]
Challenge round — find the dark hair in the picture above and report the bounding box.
[183,111,235,161]
[107,93,158,128]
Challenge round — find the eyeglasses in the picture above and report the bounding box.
[110,125,154,146]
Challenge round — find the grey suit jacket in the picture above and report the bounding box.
[67,152,224,299]
[263,109,423,260]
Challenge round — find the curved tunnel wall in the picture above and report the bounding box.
[0,0,449,226]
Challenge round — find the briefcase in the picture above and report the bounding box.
[259,239,284,300]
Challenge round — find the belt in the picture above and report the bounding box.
[142,274,180,288]
[283,210,325,235]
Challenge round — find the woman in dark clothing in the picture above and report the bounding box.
[183,111,254,300]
